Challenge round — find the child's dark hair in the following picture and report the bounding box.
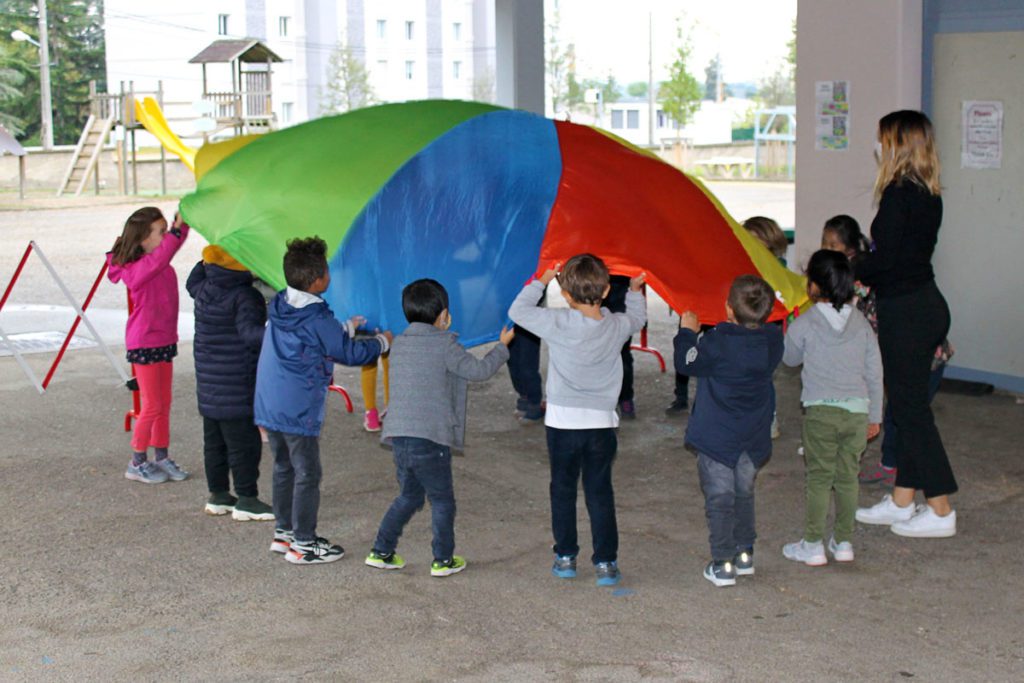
[743,216,788,259]
[807,249,855,312]
[557,253,610,305]
[283,236,328,290]
[727,275,775,328]
[823,214,869,257]
[111,206,164,265]
[402,278,449,324]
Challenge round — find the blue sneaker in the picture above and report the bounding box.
[595,561,621,586]
[552,554,577,579]
[124,461,169,484]
[153,458,189,481]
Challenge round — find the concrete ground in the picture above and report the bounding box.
[2,187,1023,681]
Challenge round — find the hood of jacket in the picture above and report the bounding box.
[806,303,858,341]
[267,290,326,333]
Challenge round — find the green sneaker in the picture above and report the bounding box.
[232,496,275,522]
[365,550,406,570]
[431,556,466,577]
[204,491,237,516]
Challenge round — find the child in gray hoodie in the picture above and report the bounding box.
[509,254,646,587]
[782,250,883,566]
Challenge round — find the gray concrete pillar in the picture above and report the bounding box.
[494,0,545,114]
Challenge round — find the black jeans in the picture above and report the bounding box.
[604,276,634,403]
[267,430,322,543]
[373,437,456,562]
[876,282,957,498]
[508,325,543,406]
[546,426,618,564]
[202,416,262,497]
[698,453,758,561]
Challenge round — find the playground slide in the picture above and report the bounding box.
[133,96,197,173]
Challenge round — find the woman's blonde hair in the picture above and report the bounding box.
[742,216,788,259]
[873,110,941,203]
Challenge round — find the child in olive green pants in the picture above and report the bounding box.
[782,251,883,566]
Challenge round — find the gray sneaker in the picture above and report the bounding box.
[125,461,169,484]
[552,554,577,579]
[734,549,754,576]
[154,458,189,481]
[703,560,737,587]
[232,496,275,522]
[595,561,621,587]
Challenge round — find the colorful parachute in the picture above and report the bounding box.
[180,100,805,346]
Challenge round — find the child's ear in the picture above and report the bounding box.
[725,302,736,323]
[560,289,574,306]
[602,284,611,300]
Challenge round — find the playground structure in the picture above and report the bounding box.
[55,39,282,197]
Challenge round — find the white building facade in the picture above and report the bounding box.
[103,0,496,133]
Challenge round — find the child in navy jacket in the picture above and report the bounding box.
[674,275,783,587]
[255,237,391,565]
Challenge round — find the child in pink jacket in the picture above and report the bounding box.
[107,206,190,484]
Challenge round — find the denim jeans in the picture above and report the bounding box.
[373,437,456,562]
[267,430,321,543]
[203,416,263,497]
[546,427,618,564]
[697,452,759,561]
[880,363,945,469]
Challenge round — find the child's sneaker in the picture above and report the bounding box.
[363,408,382,432]
[703,560,736,587]
[664,398,689,416]
[431,556,466,577]
[153,458,189,481]
[734,548,754,576]
[859,461,896,486]
[204,491,237,515]
[828,536,855,562]
[855,494,915,525]
[782,539,827,566]
[552,554,577,579]
[890,505,956,538]
[285,537,345,564]
[124,461,169,484]
[595,561,621,586]
[518,404,545,424]
[365,549,406,570]
[514,395,529,417]
[270,529,294,554]
[232,496,275,521]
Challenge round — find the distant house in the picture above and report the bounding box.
[600,97,755,147]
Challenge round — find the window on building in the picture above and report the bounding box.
[656,110,667,128]
[453,22,462,40]
[281,102,293,124]
[376,19,386,39]
[452,61,461,79]
[405,21,414,40]
[627,109,640,129]
[217,14,229,35]
[405,60,414,80]
[278,16,289,37]
[611,110,624,129]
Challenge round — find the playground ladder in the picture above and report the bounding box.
[56,113,116,197]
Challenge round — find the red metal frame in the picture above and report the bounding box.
[328,382,354,413]
[42,261,109,390]
[0,243,33,313]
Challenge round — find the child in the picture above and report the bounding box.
[675,275,783,587]
[743,216,789,265]
[107,206,190,485]
[366,279,513,577]
[782,250,883,565]
[255,237,390,565]
[509,255,646,587]
[186,245,272,520]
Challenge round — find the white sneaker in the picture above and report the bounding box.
[855,494,915,526]
[891,505,957,538]
[782,539,827,566]
[828,537,855,562]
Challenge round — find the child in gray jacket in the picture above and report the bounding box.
[782,250,883,566]
[367,279,513,577]
[509,254,646,587]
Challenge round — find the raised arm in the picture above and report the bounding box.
[444,335,510,381]
[508,279,558,339]
[120,223,190,289]
[673,326,719,377]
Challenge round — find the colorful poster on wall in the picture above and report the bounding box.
[961,101,1002,169]
[815,80,849,151]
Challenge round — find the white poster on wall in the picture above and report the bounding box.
[961,101,1003,169]
[815,80,849,151]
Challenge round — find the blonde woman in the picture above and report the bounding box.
[854,110,957,538]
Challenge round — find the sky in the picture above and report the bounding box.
[550,0,797,87]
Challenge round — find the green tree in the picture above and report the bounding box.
[0,42,27,135]
[659,20,702,135]
[1,0,106,144]
[601,74,620,104]
[319,42,375,115]
[756,63,795,109]
[626,81,647,98]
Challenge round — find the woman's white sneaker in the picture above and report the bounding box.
[891,505,956,538]
[855,494,915,525]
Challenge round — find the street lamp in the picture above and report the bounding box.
[11,1,54,150]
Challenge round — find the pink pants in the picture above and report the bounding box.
[131,361,173,452]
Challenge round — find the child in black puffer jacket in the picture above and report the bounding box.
[186,245,272,521]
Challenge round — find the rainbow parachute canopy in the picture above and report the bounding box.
[180,100,806,346]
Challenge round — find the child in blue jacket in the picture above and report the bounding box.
[255,237,391,565]
[674,275,783,588]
